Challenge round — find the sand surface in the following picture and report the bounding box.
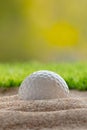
[0,88,87,130]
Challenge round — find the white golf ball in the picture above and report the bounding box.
[19,70,69,100]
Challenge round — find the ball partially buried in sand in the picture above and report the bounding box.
[19,70,69,100]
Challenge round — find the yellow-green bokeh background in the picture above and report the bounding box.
[0,0,87,62]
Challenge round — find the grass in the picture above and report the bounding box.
[0,62,87,90]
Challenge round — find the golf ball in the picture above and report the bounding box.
[19,70,69,100]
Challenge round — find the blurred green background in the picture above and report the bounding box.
[0,0,87,62]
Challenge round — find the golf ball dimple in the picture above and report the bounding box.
[19,70,69,100]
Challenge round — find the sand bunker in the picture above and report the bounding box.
[0,93,87,130]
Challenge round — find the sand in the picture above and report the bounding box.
[0,88,87,130]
